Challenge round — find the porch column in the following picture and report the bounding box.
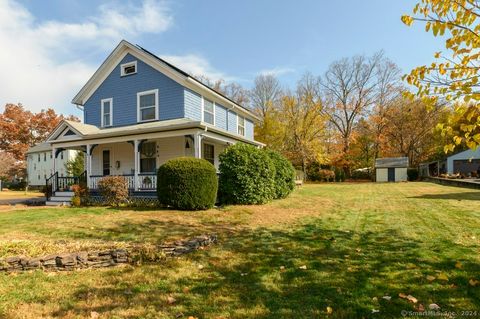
[194,133,202,159]
[134,140,139,191]
[51,147,56,174]
[86,144,92,188]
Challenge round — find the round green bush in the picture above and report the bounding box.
[265,149,295,199]
[218,143,276,205]
[157,157,218,210]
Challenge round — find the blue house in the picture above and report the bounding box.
[40,40,263,204]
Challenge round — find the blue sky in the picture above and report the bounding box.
[1,0,443,117]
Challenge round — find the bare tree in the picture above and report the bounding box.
[320,52,400,171]
[194,75,249,106]
[250,74,283,119]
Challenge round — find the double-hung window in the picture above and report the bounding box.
[237,116,245,136]
[101,98,113,127]
[137,89,158,122]
[203,98,214,125]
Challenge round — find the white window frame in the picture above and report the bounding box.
[120,61,137,76]
[137,89,159,123]
[101,98,113,127]
[201,97,215,125]
[237,115,245,136]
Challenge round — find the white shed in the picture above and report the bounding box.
[375,157,408,182]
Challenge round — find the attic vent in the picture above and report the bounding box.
[64,129,76,136]
[121,61,137,76]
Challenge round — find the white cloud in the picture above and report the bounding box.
[258,66,295,77]
[0,0,173,115]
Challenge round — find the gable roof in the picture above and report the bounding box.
[72,40,259,121]
[375,157,409,168]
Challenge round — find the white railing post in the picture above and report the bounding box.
[134,140,139,191]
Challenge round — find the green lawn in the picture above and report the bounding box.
[0,182,479,318]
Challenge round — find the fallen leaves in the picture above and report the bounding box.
[436,273,449,281]
[399,293,418,304]
[429,303,441,310]
[469,278,479,286]
[426,275,436,282]
[326,306,333,315]
[382,295,391,301]
[90,312,99,319]
[455,261,463,269]
[299,265,307,270]
[167,296,176,305]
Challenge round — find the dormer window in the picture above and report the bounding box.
[120,61,137,76]
[237,115,245,136]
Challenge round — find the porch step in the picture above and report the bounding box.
[55,191,74,197]
[45,200,71,206]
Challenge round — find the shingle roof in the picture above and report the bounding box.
[27,142,51,153]
[375,157,409,168]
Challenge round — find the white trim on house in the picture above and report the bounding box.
[137,89,159,123]
[101,98,113,127]
[120,60,137,76]
[202,97,215,126]
[71,40,260,122]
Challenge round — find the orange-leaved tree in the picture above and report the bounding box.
[402,0,480,151]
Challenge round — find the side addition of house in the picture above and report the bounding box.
[29,40,263,202]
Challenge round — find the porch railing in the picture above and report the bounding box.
[138,173,157,190]
[45,170,87,200]
[89,174,155,190]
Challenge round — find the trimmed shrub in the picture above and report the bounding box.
[71,184,89,206]
[407,168,419,181]
[351,170,372,180]
[218,143,276,204]
[306,162,322,181]
[157,157,218,210]
[265,149,295,199]
[98,176,129,207]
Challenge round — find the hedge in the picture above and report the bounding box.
[407,168,419,181]
[218,143,276,204]
[157,157,218,210]
[266,149,296,199]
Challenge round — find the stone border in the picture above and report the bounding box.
[0,234,217,272]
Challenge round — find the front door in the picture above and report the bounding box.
[388,167,395,182]
[102,150,110,176]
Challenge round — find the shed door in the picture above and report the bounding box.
[388,168,395,182]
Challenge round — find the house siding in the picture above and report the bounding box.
[215,104,228,130]
[227,110,237,134]
[84,53,184,127]
[184,88,202,121]
[245,119,254,140]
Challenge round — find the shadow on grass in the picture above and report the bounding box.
[49,219,480,319]
[409,191,480,201]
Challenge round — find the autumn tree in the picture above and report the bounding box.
[0,104,79,161]
[0,152,17,181]
[249,74,284,148]
[320,52,400,172]
[402,0,480,150]
[380,97,444,166]
[281,74,327,173]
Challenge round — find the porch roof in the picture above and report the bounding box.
[48,119,265,147]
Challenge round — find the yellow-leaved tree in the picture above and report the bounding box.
[402,0,480,151]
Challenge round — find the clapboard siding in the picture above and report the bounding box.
[184,88,202,121]
[215,104,228,130]
[245,119,254,140]
[227,110,237,134]
[84,53,184,127]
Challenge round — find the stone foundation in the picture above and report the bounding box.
[0,234,217,272]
